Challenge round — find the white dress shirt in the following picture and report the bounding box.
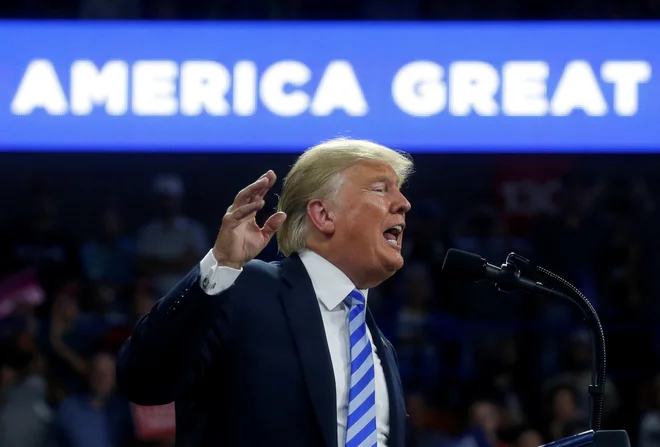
[198,249,390,447]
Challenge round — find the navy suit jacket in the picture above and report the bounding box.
[116,254,407,447]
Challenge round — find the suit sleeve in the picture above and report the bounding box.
[116,250,242,405]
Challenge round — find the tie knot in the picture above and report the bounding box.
[345,289,366,308]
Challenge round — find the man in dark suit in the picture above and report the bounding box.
[116,138,414,447]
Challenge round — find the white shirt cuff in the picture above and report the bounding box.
[198,249,243,296]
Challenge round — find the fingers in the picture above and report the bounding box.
[233,171,276,208]
[260,212,287,240]
[223,199,265,227]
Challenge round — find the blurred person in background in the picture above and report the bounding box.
[137,174,207,297]
[395,262,441,397]
[508,426,543,447]
[81,208,136,304]
[452,399,505,447]
[450,195,507,262]
[81,207,137,323]
[595,178,645,320]
[449,194,527,322]
[640,374,660,447]
[531,173,600,291]
[542,330,620,423]
[0,338,50,447]
[406,392,452,447]
[530,174,601,377]
[43,284,106,398]
[103,280,156,353]
[477,337,526,428]
[0,179,81,311]
[448,196,526,381]
[543,382,587,442]
[52,352,134,447]
[592,178,655,403]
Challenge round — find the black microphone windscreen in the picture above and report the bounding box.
[442,249,487,282]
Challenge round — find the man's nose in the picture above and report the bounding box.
[392,192,411,214]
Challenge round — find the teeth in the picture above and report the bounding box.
[387,239,398,245]
[390,225,402,233]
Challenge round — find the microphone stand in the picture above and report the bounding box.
[498,253,605,431]
[494,253,630,447]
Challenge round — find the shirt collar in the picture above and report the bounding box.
[298,249,368,311]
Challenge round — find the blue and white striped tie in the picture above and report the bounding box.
[345,289,377,447]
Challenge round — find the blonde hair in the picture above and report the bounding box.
[276,138,414,256]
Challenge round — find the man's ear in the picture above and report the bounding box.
[306,199,336,235]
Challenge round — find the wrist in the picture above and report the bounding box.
[212,248,243,270]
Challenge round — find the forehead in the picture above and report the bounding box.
[343,161,399,184]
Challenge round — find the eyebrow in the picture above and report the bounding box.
[367,175,400,189]
[369,175,394,184]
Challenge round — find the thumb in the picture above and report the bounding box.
[261,212,287,241]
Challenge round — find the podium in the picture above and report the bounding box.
[542,430,630,447]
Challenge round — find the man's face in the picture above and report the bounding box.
[330,161,411,286]
[470,401,501,433]
[517,430,543,447]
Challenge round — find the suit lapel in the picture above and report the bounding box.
[279,255,337,447]
[366,309,407,447]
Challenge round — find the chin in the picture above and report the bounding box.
[383,252,405,273]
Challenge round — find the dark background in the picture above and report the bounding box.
[1,1,660,447]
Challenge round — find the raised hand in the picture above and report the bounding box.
[212,170,287,269]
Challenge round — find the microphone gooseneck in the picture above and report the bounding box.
[533,264,606,432]
[442,248,607,431]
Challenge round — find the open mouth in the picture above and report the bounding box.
[383,224,403,246]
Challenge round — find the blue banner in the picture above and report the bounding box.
[0,21,658,152]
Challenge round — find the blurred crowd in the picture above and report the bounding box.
[1,1,660,446]
[1,0,660,20]
[0,159,660,447]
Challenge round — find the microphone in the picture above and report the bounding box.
[442,248,542,294]
[442,248,616,437]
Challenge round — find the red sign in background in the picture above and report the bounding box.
[131,403,176,441]
[493,155,574,236]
